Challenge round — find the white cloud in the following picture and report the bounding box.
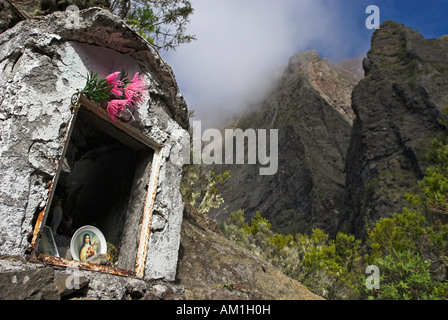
[164,0,371,128]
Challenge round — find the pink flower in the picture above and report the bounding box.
[106,71,124,97]
[124,72,148,104]
[106,99,131,122]
[105,71,123,87]
[110,86,123,96]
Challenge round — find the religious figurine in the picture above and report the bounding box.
[51,198,63,235]
[79,233,98,262]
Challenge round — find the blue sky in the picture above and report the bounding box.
[328,0,448,59]
[164,1,448,128]
[376,0,448,39]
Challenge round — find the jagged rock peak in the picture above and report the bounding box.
[285,49,362,123]
[339,20,448,238]
[364,20,448,80]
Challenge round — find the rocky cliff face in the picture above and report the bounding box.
[288,50,363,124]
[210,50,361,236]
[339,21,448,238]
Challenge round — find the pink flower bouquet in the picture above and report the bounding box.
[105,70,149,122]
[72,69,149,123]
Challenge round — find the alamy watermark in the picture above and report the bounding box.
[366,5,380,30]
[170,121,278,176]
[65,5,80,29]
[65,266,82,290]
[365,265,380,290]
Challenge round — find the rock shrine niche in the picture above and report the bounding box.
[32,97,163,278]
[0,7,189,283]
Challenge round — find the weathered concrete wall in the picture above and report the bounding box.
[0,8,189,282]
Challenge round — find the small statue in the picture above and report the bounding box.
[51,198,63,235]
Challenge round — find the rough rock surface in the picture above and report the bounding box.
[0,0,27,33]
[0,255,154,300]
[339,21,448,238]
[176,201,323,300]
[209,50,360,236]
[288,50,363,123]
[0,259,59,300]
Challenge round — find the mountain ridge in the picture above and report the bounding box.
[210,20,448,240]
[208,49,360,236]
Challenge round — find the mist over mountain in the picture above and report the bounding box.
[209,49,362,236]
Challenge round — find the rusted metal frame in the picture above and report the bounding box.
[4,0,28,20]
[30,107,80,255]
[36,254,136,278]
[79,95,165,278]
[134,147,163,278]
[78,95,163,150]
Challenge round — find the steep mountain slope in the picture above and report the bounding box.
[290,50,363,123]
[210,50,361,235]
[176,200,323,300]
[339,21,448,238]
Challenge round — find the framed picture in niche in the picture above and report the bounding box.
[38,226,60,258]
[70,225,107,262]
